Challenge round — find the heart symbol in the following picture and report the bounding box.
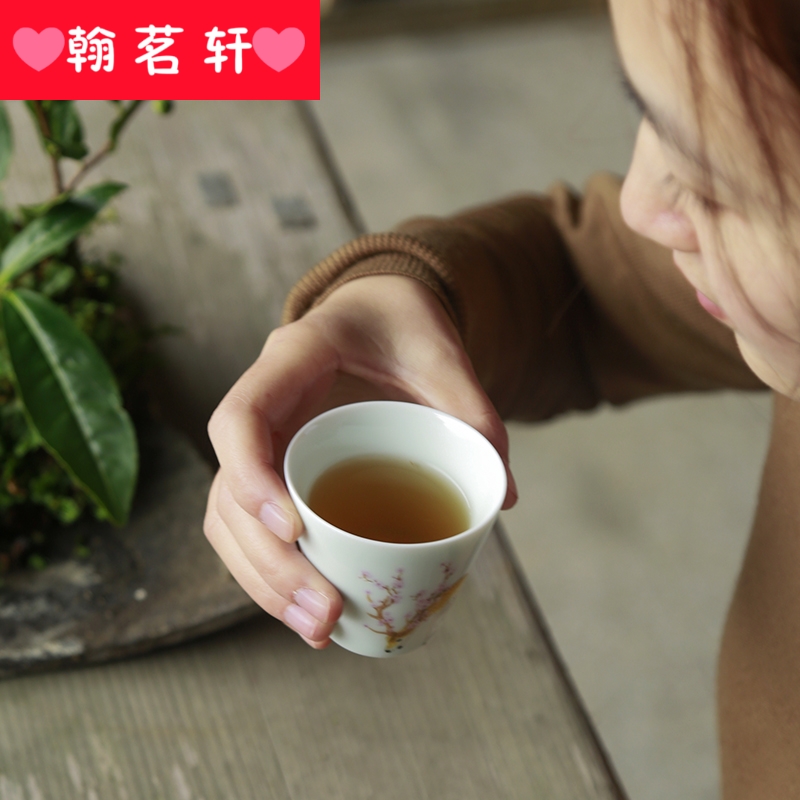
[252,28,305,73]
[13,27,65,72]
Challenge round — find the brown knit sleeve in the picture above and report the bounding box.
[281,234,463,330]
[282,172,765,422]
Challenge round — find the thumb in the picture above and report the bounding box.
[399,336,519,510]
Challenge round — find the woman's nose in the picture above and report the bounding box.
[620,121,699,253]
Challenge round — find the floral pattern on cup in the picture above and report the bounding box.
[361,562,466,653]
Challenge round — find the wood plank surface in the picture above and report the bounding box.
[0,421,256,679]
[322,0,605,42]
[0,101,627,799]
[0,529,625,800]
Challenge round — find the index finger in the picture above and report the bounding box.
[207,321,340,542]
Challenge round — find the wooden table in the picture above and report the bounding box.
[0,101,627,800]
[321,0,604,42]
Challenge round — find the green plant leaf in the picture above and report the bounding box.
[17,197,65,225]
[49,101,88,159]
[1,289,137,524]
[0,181,126,286]
[0,101,12,181]
[74,181,127,210]
[0,208,14,251]
[25,101,88,161]
[108,101,142,150]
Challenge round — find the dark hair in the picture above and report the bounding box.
[672,0,800,211]
[669,0,800,391]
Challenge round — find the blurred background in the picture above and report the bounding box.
[315,3,772,800]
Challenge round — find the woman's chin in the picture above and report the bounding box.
[736,334,800,399]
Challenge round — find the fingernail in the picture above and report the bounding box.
[284,603,318,639]
[508,473,518,501]
[503,460,518,501]
[294,588,330,622]
[259,502,295,542]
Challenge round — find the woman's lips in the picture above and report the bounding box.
[696,289,727,320]
[672,251,729,322]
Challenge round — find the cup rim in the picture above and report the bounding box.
[284,400,507,549]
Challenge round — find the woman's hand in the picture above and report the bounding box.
[204,274,518,648]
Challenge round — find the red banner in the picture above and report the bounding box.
[2,0,319,100]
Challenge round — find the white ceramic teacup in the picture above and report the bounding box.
[284,401,507,657]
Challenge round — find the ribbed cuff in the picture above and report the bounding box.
[280,232,463,333]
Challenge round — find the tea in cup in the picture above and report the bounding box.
[284,401,506,657]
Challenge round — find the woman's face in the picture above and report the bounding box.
[611,0,800,399]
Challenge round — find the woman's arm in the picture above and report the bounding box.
[284,173,765,422]
[205,171,768,649]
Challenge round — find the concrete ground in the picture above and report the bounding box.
[315,11,773,800]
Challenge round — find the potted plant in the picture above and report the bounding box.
[0,100,169,573]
